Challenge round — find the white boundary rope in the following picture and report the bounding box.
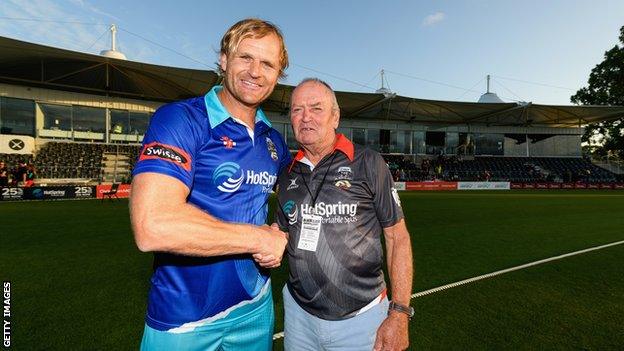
[273,239,624,340]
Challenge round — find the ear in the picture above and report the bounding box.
[219,53,228,73]
[332,109,340,130]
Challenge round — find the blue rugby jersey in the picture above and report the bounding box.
[133,85,291,331]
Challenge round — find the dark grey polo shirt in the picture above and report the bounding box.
[276,134,404,320]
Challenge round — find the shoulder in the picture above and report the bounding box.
[354,144,384,163]
[152,97,207,125]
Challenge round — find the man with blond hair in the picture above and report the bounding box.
[277,78,414,350]
[130,18,291,350]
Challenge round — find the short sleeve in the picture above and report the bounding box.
[366,150,404,228]
[132,103,201,189]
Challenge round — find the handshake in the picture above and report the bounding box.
[251,223,288,268]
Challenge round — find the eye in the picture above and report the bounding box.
[262,61,276,70]
[239,55,252,62]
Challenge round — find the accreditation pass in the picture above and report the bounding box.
[297,213,322,252]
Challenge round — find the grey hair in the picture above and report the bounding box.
[295,77,340,112]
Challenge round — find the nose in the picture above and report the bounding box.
[248,60,261,78]
[301,108,312,122]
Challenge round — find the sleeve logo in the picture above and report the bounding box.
[139,142,192,171]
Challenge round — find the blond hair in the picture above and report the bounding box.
[219,18,289,78]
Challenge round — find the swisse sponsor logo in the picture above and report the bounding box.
[140,142,191,171]
[301,201,358,217]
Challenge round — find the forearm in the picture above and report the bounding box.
[132,201,258,256]
[385,222,414,305]
[130,172,267,257]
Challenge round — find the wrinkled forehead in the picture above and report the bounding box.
[291,82,333,106]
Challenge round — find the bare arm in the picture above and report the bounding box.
[130,172,287,259]
[374,218,413,351]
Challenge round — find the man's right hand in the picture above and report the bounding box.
[252,224,288,268]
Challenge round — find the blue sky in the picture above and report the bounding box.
[1,0,623,105]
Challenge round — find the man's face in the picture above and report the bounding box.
[219,34,281,108]
[290,82,339,149]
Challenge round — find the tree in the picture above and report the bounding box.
[571,25,624,160]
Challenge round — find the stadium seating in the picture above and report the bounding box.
[2,144,619,184]
[1,142,141,182]
[381,154,619,183]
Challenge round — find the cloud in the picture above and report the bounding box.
[422,12,446,27]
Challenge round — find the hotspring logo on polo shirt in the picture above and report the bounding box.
[298,201,359,224]
[282,200,298,225]
[213,162,277,193]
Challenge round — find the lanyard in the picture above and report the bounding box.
[277,152,337,223]
[299,152,338,208]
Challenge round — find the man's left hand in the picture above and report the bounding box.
[373,312,409,351]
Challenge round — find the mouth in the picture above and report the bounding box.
[299,127,315,133]
[240,79,262,89]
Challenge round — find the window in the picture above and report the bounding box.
[0,97,35,135]
[367,129,380,151]
[445,132,459,155]
[412,131,425,154]
[41,103,72,131]
[73,106,105,133]
[110,109,128,134]
[390,130,411,153]
[128,112,150,135]
[474,133,504,155]
[352,128,366,145]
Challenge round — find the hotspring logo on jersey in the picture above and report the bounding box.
[213,162,277,193]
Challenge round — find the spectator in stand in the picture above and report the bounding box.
[484,170,492,182]
[24,164,36,187]
[399,168,406,181]
[15,160,27,186]
[0,161,8,186]
[435,164,443,178]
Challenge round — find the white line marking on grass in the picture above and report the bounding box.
[412,239,624,298]
[272,239,624,341]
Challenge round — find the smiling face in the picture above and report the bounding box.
[290,81,340,153]
[219,33,282,110]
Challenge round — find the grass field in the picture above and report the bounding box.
[1,190,623,350]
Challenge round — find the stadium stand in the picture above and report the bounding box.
[1,142,141,184]
[381,154,619,183]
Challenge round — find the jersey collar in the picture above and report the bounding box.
[291,133,354,171]
[203,85,272,128]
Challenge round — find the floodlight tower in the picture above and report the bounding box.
[100,24,127,60]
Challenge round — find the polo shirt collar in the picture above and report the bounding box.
[203,85,272,128]
[293,133,355,164]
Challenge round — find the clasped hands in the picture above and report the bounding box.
[252,223,288,268]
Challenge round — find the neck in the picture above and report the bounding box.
[303,135,338,165]
[218,88,257,128]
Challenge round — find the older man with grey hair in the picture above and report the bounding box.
[276,78,414,350]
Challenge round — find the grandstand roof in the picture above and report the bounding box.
[1,35,623,127]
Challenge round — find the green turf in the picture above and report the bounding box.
[1,190,623,350]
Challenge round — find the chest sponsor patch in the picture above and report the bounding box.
[139,142,192,171]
